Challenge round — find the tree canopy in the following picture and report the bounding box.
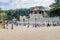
[0,6,46,20]
[47,0,60,17]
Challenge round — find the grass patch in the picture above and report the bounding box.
[0,25,3,29]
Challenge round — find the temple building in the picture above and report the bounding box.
[19,6,59,26]
[29,6,48,18]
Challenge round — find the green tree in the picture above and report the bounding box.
[47,0,60,17]
[6,10,15,20]
[50,0,60,7]
[13,8,29,20]
[48,5,60,17]
[0,10,7,20]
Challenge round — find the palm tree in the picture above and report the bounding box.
[55,0,60,4]
[50,0,60,7]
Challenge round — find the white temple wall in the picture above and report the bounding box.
[19,16,60,23]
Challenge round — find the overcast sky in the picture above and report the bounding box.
[0,0,55,10]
